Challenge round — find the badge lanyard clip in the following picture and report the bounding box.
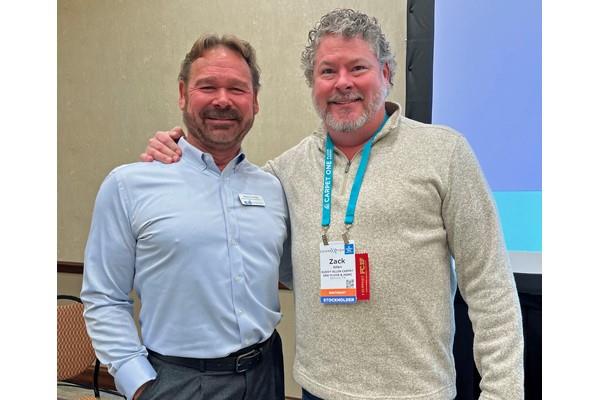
[321,226,329,246]
[342,224,352,245]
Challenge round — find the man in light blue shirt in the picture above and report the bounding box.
[81,34,291,400]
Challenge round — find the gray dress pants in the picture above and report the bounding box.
[139,331,284,400]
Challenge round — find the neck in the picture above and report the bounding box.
[212,151,240,171]
[327,107,386,160]
[186,136,240,171]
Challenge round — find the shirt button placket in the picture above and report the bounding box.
[225,173,247,342]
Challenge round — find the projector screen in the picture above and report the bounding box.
[431,0,541,273]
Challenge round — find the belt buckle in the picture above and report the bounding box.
[235,349,261,373]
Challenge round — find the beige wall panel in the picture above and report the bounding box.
[59,1,406,398]
[57,272,84,297]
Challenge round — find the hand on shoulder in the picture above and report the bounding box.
[139,127,185,164]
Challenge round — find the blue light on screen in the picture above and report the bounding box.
[432,0,541,254]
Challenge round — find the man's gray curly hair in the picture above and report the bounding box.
[301,9,396,87]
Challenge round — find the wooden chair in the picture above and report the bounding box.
[57,295,100,399]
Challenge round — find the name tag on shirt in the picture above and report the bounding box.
[238,193,266,207]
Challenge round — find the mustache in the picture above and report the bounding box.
[202,108,241,120]
[327,92,364,103]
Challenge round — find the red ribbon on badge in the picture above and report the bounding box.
[355,253,370,301]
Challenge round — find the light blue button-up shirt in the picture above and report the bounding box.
[81,138,291,399]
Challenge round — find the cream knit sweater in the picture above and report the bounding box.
[267,102,523,400]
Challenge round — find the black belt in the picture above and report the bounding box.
[147,334,272,374]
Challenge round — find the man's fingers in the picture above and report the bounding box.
[139,153,154,162]
[157,127,184,156]
[170,126,185,141]
[147,137,179,163]
[139,127,185,163]
[146,147,176,164]
[149,136,179,157]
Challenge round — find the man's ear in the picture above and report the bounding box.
[178,80,186,110]
[253,91,259,115]
[382,62,391,84]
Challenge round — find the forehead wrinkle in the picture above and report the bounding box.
[192,75,251,88]
[316,52,376,68]
[317,56,374,66]
[188,47,253,86]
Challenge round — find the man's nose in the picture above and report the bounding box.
[334,69,354,92]
[212,89,232,108]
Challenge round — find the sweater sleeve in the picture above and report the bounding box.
[442,136,524,400]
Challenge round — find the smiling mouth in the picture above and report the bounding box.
[205,118,238,128]
[331,99,360,105]
[328,95,363,105]
[202,108,241,121]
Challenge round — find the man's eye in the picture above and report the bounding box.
[199,86,215,91]
[231,88,245,94]
[352,65,367,72]
[321,68,335,75]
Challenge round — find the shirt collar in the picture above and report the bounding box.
[179,137,246,174]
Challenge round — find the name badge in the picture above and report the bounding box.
[238,193,266,207]
[320,241,357,304]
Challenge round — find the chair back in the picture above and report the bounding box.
[57,295,97,380]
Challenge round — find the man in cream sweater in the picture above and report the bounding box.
[142,9,523,400]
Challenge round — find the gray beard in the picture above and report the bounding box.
[315,85,387,134]
[324,110,369,132]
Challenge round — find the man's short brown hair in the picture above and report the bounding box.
[179,34,261,91]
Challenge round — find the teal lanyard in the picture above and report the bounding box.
[321,114,389,241]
